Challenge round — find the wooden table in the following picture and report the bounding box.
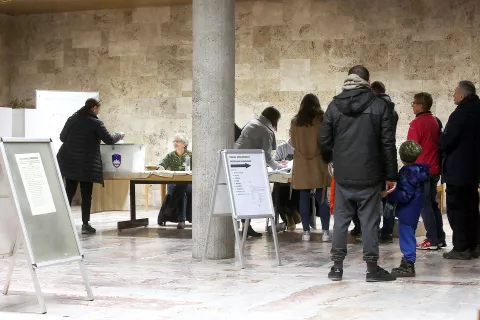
[92,171,192,230]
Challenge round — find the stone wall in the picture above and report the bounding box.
[6,0,480,206]
[0,14,12,106]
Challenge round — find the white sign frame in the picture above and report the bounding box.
[0,138,94,314]
[203,150,281,268]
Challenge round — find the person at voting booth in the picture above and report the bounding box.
[57,98,124,235]
[290,93,331,242]
[235,106,285,237]
[157,132,192,230]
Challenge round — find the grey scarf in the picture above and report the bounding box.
[342,74,370,91]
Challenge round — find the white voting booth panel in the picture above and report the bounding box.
[34,90,100,153]
[101,144,146,172]
[0,107,13,137]
[0,138,93,314]
[204,150,281,269]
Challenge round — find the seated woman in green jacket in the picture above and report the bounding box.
[157,132,192,229]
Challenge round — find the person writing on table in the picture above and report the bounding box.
[157,132,192,229]
[235,106,286,237]
[58,98,124,235]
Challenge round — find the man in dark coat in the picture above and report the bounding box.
[439,81,480,260]
[58,98,123,234]
[351,81,399,241]
[320,65,398,282]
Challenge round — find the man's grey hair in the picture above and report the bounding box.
[458,80,476,97]
[174,132,189,147]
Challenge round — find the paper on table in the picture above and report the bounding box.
[15,153,56,216]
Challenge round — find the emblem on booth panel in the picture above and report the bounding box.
[112,154,122,168]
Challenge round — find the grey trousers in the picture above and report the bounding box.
[331,182,382,263]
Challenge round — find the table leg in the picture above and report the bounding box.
[145,184,149,212]
[160,184,167,203]
[117,181,149,230]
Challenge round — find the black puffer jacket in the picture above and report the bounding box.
[319,88,398,186]
[57,111,121,184]
[439,94,480,187]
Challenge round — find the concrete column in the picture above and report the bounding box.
[192,0,235,259]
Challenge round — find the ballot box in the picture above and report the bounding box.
[100,143,146,172]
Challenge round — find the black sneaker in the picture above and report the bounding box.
[472,247,480,259]
[443,249,471,260]
[391,260,415,278]
[438,240,447,248]
[246,225,262,238]
[82,224,96,235]
[366,266,397,282]
[350,226,362,237]
[379,234,394,244]
[328,266,343,281]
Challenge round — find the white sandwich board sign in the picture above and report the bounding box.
[0,138,93,314]
[203,150,281,268]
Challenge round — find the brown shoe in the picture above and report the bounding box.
[177,221,185,230]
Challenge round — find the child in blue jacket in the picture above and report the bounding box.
[383,140,430,277]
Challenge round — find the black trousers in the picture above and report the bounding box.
[446,184,480,251]
[65,178,93,224]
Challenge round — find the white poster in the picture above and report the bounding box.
[15,153,56,216]
[226,153,272,218]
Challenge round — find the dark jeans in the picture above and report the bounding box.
[421,175,446,245]
[446,184,480,251]
[65,178,93,224]
[298,189,330,232]
[167,184,191,222]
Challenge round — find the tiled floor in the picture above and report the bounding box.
[0,208,479,319]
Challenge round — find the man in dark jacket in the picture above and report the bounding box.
[439,81,480,260]
[351,81,399,241]
[320,65,398,282]
[58,99,123,234]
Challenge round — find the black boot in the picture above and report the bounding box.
[82,224,96,235]
[443,249,472,260]
[391,260,415,277]
[472,246,480,259]
[366,266,397,282]
[247,225,262,237]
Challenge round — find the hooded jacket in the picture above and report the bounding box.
[387,164,430,227]
[319,88,398,186]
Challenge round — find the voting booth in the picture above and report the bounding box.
[100,143,146,172]
[203,150,281,269]
[0,138,93,314]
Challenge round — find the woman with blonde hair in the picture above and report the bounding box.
[291,94,331,242]
[157,132,192,229]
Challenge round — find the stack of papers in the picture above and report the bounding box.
[268,167,291,175]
